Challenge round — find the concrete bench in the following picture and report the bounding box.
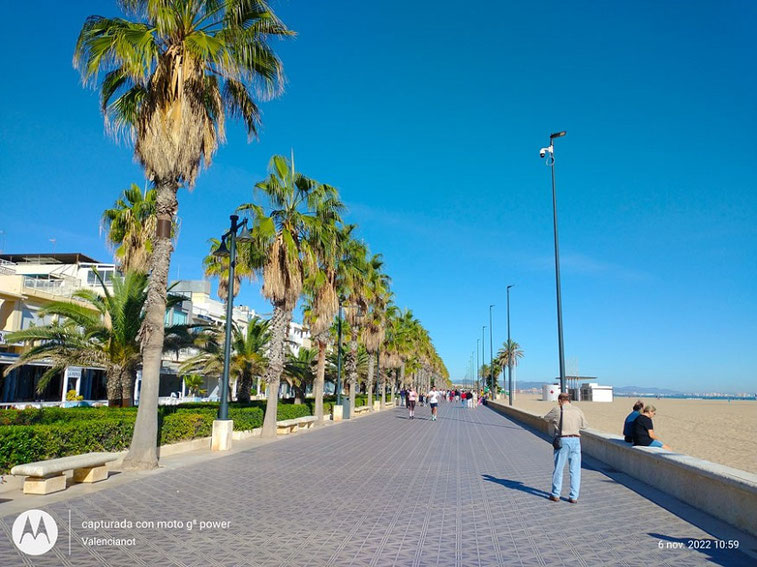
[10,452,120,495]
[294,416,317,430]
[276,419,298,435]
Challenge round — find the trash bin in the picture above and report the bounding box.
[342,399,351,419]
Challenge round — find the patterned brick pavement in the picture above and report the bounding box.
[1,401,754,566]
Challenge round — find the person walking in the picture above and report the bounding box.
[407,387,418,419]
[427,386,441,421]
[544,393,588,503]
[400,388,407,407]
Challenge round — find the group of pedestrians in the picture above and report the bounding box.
[401,386,484,421]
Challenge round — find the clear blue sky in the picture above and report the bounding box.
[1,1,755,393]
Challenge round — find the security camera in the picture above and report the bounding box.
[539,147,551,158]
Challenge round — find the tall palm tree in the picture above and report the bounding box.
[300,221,347,422]
[338,237,370,415]
[497,339,524,394]
[363,255,391,410]
[102,183,157,273]
[4,272,149,406]
[74,0,292,469]
[179,318,270,403]
[241,154,343,438]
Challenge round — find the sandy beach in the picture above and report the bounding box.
[511,393,757,474]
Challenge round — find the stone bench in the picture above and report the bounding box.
[10,452,120,495]
[276,419,298,435]
[294,416,317,430]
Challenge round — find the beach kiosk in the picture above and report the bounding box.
[580,382,614,402]
[542,383,561,401]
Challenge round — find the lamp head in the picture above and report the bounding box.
[236,220,253,243]
[212,238,230,258]
[550,131,567,139]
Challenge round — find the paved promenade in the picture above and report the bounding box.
[1,401,755,566]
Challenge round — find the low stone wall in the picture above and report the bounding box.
[487,400,757,537]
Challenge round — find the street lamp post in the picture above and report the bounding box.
[336,302,343,406]
[210,214,252,450]
[476,339,480,392]
[507,285,514,405]
[482,326,487,393]
[489,305,494,398]
[541,131,567,394]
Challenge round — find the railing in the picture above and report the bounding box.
[22,276,79,297]
[0,258,16,275]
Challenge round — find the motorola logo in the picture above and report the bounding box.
[12,509,58,556]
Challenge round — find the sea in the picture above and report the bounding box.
[615,394,756,401]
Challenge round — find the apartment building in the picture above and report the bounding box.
[0,254,310,406]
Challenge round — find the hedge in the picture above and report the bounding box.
[0,402,316,473]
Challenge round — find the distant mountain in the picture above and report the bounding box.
[508,381,552,390]
[613,385,685,396]
[506,381,686,396]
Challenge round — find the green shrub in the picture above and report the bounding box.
[276,404,311,421]
[159,413,214,445]
[0,399,318,472]
[0,419,135,473]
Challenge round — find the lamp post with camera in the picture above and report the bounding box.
[540,131,567,394]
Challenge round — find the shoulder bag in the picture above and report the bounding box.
[552,406,563,450]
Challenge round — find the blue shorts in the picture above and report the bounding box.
[430,403,438,409]
[649,440,663,448]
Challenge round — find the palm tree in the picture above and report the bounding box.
[182,374,205,397]
[179,318,270,403]
[362,255,391,410]
[241,154,343,438]
[102,183,157,273]
[74,0,292,469]
[283,347,317,404]
[338,237,370,416]
[299,221,346,422]
[4,272,149,406]
[497,339,524,394]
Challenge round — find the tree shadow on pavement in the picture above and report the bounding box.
[481,474,552,500]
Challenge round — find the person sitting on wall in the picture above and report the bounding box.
[632,405,672,450]
[623,400,644,443]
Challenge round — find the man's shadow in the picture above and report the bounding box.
[482,474,552,499]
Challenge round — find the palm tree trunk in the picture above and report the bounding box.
[237,372,252,404]
[314,338,326,422]
[106,368,122,407]
[366,352,374,410]
[261,303,291,438]
[121,368,135,407]
[122,181,178,471]
[380,367,386,409]
[347,330,358,414]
